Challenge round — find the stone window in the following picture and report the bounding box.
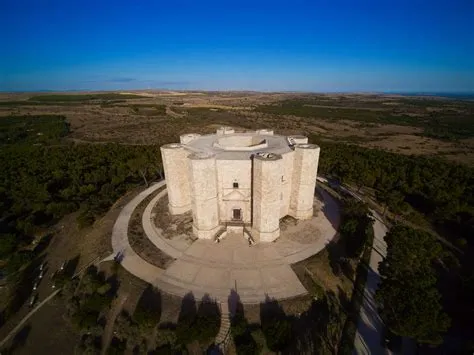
[233,182,239,189]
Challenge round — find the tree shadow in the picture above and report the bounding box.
[325,234,358,283]
[337,285,351,313]
[33,233,53,255]
[289,301,320,355]
[196,294,221,349]
[316,186,341,231]
[326,239,345,277]
[296,292,347,354]
[134,284,161,325]
[64,254,80,277]
[6,324,32,353]
[174,292,222,350]
[106,273,120,297]
[227,289,260,355]
[178,292,197,323]
[7,253,47,315]
[176,292,197,346]
[260,295,293,353]
[228,288,243,318]
[109,336,126,354]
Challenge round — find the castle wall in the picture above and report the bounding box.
[161,130,320,242]
[252,153,283,242]
[216,160,252,223]
[289,144,320,220]
[280,151,294,218]
[160,143,191,214]
[188,152,221,239]
[180,133,201,144]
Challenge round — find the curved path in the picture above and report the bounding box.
[112,180,339,303]
[111,181,166,285]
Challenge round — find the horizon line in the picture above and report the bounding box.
[1,88,473,96]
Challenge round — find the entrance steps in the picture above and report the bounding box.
[215,302,232,352]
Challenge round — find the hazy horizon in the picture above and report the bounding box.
[1,0,473,92]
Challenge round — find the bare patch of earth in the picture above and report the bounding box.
[279,199,324,244]
[152,195,195,244]
[128,188,174,269]
[292,248,355,299]
[1,298,78,355]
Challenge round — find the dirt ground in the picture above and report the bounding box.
[1,297,78,354]
[292,246,355,301]
[152,195,195,243]
[279,198,325,244]
[128,188,175,269]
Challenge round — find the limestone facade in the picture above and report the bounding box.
[160,128,320,242]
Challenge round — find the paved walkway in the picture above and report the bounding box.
[353,210,391,355]
[111,181,166,286]
[331,182,392,354]
[111,180,339,304]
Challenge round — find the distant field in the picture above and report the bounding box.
[0,91,473,164]
[255,98,474,140]
[28,93,148,102]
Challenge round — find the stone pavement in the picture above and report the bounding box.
[155,233,308,303]
[112,181,340,304]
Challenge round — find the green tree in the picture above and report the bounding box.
[0,234,17,259]
[376,225,450,344]
[339,200,374,258]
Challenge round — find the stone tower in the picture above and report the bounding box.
[160,143,191,214]
[289,144,320,220]
[188,152,221,239]
[252,152,283,242]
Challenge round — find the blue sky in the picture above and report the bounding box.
[1,0,473,92]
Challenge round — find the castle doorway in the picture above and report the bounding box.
[232,208,242,221]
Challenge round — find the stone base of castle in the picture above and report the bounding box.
[252,227,280,243]
[193,224,222,240]
[168,203,191,215]
[289,207,313,220]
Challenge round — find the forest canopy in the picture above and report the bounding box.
[314,138,474,243]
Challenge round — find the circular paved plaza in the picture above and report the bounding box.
[111,181,339,304]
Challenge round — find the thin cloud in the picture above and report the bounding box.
[108,77,137,83]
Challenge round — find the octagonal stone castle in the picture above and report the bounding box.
[160,127,320,243]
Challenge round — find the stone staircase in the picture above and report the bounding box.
[215,302,232,353]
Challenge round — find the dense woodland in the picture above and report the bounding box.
[376,226,451,346]
[0,115,163,264]
[315,137,474,243]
